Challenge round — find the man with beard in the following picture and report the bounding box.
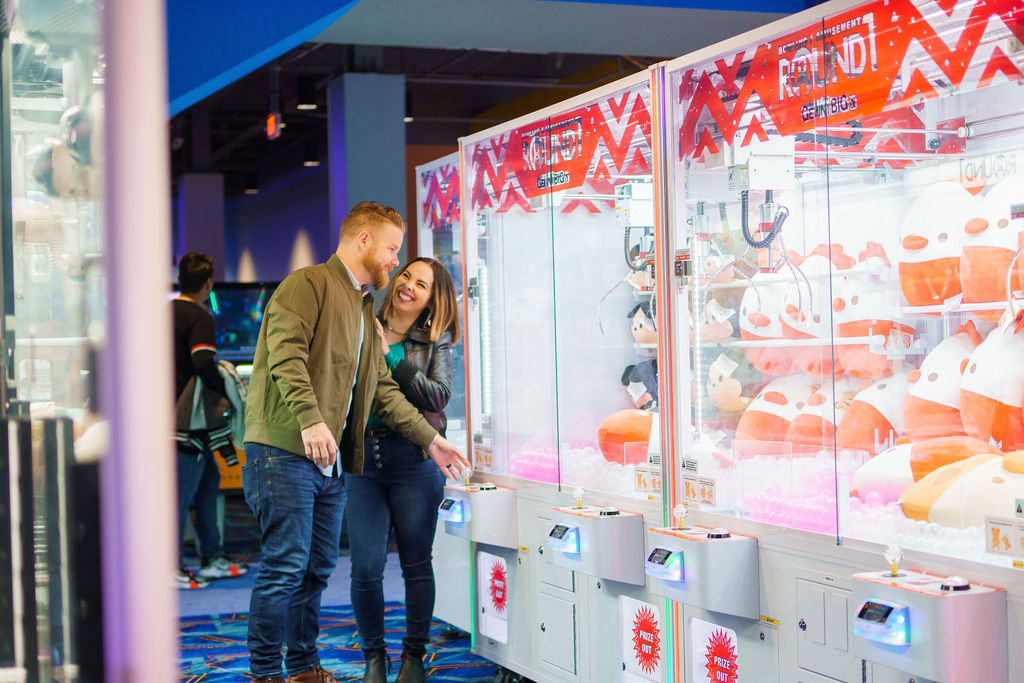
[242,201,469,683]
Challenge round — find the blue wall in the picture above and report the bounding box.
[225,166,331,282]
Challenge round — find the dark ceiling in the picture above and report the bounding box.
[170,43,665,196]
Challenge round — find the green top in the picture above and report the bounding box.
[366,342,406,429]
[243,255,437,474]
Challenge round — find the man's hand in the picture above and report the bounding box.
[427,435,471,481]
[374,318,389,355]
[301,422,338,468]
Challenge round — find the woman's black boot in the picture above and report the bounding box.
[394,649,426,683]
[360,648,388,683]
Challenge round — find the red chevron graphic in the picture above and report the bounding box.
[419,163,461,232]
[468,82,653,216]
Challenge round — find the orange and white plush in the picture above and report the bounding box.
[784,376,860,453]
[597,409,653,465]
[960,315,1024,452]
[900,450,1024,528]
[898,181,978,308]
[780,245,855,379]
[836,369,912,456]
[852,436,1001,503]
[833,243,915,379]
[733,373,817,457]
[959,175,1024,321]
[738,272,795,376]
[903,321,982,440]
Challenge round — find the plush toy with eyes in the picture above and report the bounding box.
[898,181,977,308]
[833,243,915,379]
[738,272,794,375]
[959,175,1024,321]
[628,301,657,346]
[960,313,1024,451]
[733,373,817,457]
[835,369,912,456]
[903,320,981,440]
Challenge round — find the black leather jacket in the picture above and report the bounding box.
[379,314,453,436]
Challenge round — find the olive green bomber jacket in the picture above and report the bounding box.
[244,255,438,474]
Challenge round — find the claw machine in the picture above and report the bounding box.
[663,0,1024,681]
[459,67,672,682]
[415,152,473,635]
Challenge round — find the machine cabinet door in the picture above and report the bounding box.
[796,579,862,682]
[537,591,577,676]
[536,516,575,593]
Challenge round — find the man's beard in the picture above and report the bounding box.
[362,251,390,290]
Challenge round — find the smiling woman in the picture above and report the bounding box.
[347,255,461,682]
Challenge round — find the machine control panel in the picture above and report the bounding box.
[645,546,683,582]
[437,497,465,523]
[547,523,581,554]
[853,599,910,646]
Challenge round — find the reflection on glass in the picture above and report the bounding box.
[671,0,1024,567]
[5,1,106,678]
[462,77,661,500]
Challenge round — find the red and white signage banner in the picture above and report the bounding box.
[691,618,739,683]
[679,0,1024,159]
[418,161,461,232]
[469,83,653,215]
[476,550,508,643]
[620,596,663,681]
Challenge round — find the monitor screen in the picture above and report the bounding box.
[857,601,894,624]
[208,282,278,363]
[549,524,570,539]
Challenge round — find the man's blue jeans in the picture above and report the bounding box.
[177,445,223,565]
[242,443,346,679]
[346,431,444,655]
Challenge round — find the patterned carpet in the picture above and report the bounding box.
[180,602,496,681]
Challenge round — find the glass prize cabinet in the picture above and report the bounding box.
[666,0,1024,570]
[459,69,669,681]
[461,70,665,504]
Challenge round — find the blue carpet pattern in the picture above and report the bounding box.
[180,602,495,681]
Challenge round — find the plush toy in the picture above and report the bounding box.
[597,409,654,465]
[780,244,855,379]
[704,350,760,422]
[960,175,1024,321]
[835,369,912,456]
[621,359,658,410]
[960,313,1024,451]
[903,320,982,440]
[696,295,737,344]
[833,243,915,379]
[900,450,1024,528]
[733,373,817,457]
[784,376,860,453]
[738,272,795,375]
[851,436,1001,503]
[898,181,978,308]
[629,301,658,346]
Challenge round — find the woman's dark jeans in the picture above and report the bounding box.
[346,431,445,655]
[242,443,346,679]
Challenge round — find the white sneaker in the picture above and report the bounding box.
[176,569,210,589]
[198,557,249,579]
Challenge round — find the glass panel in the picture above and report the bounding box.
[548,80,659,500]
[462,75,661,502]
[415,154,468,450]
[462,119,558,480]
[671,0,1024,567]
[670,17,843,534]
[4,1,104,676]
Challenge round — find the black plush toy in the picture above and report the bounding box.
[621,359,658,411]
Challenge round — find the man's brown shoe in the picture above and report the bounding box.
[287,667,337,682]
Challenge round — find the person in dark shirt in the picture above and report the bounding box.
[173,252,248,589]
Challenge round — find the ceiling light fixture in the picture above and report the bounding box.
[244,171,259,195]
[303,141,320,167]
[296,76,318,111]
